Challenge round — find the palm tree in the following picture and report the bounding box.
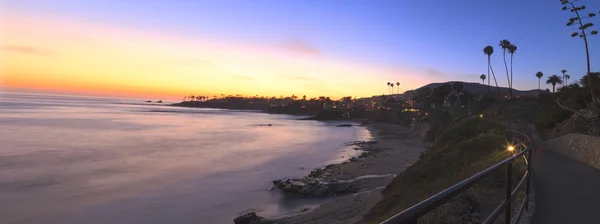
[499,39,512,98]
[390,83,395,94]
[536,72,544,90]
[565,74,571,85]
[508,44,517,96]
[546,75,564,93]
[561,69,567,85]
[480,74,486,85]
[483,45,500,96]
[190,95,196,102]
[386,82,391,94]
[396,82,400,94]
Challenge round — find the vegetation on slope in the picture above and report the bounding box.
[364,117,526,223]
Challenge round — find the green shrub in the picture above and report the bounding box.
[433,117,504,149]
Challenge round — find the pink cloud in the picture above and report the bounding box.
[2,45,55,56]
[282,40,320,54]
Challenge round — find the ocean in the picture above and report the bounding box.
[0,91,371,224]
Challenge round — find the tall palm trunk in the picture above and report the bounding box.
[489,56,500,97]
[503,49,511,98]
[487,56,491,93]
[510,53,514,95]
[538,78,541,90]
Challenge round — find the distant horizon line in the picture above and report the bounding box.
[2,81,548,102]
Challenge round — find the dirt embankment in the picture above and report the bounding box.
[548,133,600,170]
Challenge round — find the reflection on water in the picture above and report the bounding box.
[0,92,370,224]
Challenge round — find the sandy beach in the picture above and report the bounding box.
[268,123,428,224]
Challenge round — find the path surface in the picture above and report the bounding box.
[531,137,600,224]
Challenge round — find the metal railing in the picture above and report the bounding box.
[381,130,533,224]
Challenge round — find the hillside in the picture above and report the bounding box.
[413,81,547,96]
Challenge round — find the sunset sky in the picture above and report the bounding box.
[2,0,599,100]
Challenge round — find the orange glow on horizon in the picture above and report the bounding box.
[1,11,433,100]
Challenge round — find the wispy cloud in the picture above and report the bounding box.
[179,58,213,67]
[2,45,55,56]
[233,75,255,81]
[275,74,315,82]
[425,68,445,78]
[282,40,320,54]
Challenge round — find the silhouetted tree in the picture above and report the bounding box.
[561,69,567,84]
[484,45,500,96]
[561,0,598,102]
[536,71,544,90]
[390,83,395,94]
[387,82,391,94]
[547,75,564,93]
[459,90,475,107]
[452,82,463,94]
[508,43,517,95]
[499,39,512,98]
[480,74,486,85]
[413,87,432,109]
[447,94,458,106]
[432,84,452,107]
[565,74,571,85]
[396,82,400,94]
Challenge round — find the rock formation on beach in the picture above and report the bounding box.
[272,178,358,198]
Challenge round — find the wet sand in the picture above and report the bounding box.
[271,123,428,224]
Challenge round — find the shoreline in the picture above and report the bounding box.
[263,123,428,224]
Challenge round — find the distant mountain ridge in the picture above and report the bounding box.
[412,81,547,96]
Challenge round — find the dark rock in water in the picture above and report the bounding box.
[257,124,273,127]
[156,100,162,103]
[336,124,353,127]
[272,178,358,197]
[345,140,377,147]
[145,100,152,103]
[234,212,264,224]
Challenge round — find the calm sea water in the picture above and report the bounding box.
[0,91,370,224]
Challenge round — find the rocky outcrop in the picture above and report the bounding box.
[272,178,358,197]
[548,133,600,170]
[234,212,267,224]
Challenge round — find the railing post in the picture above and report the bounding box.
[505,161,512,224]
[525,146,533,211]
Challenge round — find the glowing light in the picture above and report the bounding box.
[507,146,515,151]
[479,114,483,118]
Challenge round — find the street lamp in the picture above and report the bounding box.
[507,145,515,152]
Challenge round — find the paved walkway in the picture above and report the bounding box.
[530,135,600,224]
